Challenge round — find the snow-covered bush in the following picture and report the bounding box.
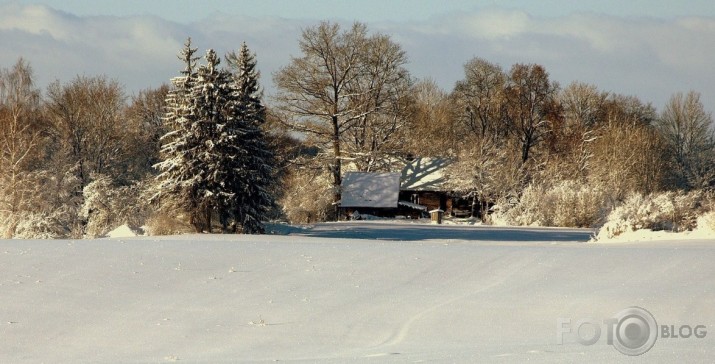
[1,168,83,239]
[280,169,333,224]
[491,180,610,228]
[697,211,715,233]
[595,190,710,239]
[80,175,150,238]
[80,175,115,238]
[12,210,74,239]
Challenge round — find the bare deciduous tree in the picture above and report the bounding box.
[503,63,559,163]
[341,33,412,172]
[274,21,411,218]
[560,82,608,129]
[125,85,169,176]
[404,79,456,156]
[453,58,507,140]
[657,91,715,190]
[0,59,45,237]
[274,22,367,214]
[46,76,128,191]
[589,122,669,200]
[541,82,608,180]
[446,136,525,219]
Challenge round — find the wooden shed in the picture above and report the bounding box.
[399,157,453,214]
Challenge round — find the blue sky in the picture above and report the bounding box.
[2,1,715,113]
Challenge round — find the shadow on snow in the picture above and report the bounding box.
[273,222,593,243]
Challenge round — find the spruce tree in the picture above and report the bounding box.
[187,49,237,231]
[156,40,275,234]
[226,43,275,233]
[155,38,213,232]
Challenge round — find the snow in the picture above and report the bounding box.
[1,222,714,363]
[104,224,144,238]
[594,208,715,243]
[594,221,715,243]
[400,157,450,191]
[340,172,400,208]
[397,200,427,211]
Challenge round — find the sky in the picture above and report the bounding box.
[2,1,715,113]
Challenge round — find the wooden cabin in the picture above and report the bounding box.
[399,157,454,215]
[339,157,475,219]
[339,172,402,218]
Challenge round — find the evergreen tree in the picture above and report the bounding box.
[156,39,275,234]
[188,48,237,231]
[155,38,212,231]
[225,42,275,234]
[226,43,265,127]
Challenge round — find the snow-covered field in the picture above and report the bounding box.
[1,222,713,363]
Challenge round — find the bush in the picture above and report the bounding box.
[1,169,83,239]
[12,210,75,239]
[144,211,194,236]
[697,211,715,232]
[491,180,610,228]
[279,169,333,224]
[80,175,151,238]
[595,190,710,239]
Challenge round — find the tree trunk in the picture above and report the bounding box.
[481,200,489,222]
[521,139,531,163]
[205,205,212,233]
[471,194,477,218]
[332,115,342,221]
[220,211,229,233]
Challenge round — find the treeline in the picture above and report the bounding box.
[1,21,714,238]
[273,22,715,230]
[0,57,167,238]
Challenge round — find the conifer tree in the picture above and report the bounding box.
[188,48,237,231]
[226,42,275,233]
[156,39,275,234]
[155,38,212,231]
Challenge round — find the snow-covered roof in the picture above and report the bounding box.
[400,157,451,191]
[341,172,400,208]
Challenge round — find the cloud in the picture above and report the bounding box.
[457,9,532,40]
[0,4,188,92]
[387,10,715,109]
[0,4,311,94]
[0,4,75,40]
[2,4,714,113]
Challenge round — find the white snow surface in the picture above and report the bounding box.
[1,222,714,363]
[595,226,715,243]
[594,214,715,243]
[341,172,400,208]
[104,224,144,238]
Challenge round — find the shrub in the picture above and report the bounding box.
[144,211,194,236]
[491,180,610,228]
[279,169,333,224]
[697,211,715,232]
[12,210,75,239]
[1,169,82,239]
[595,190,710,239]
[80,175,151,238]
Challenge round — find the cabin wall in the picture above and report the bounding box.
[400,191,452,215]
[343,191,479,220]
